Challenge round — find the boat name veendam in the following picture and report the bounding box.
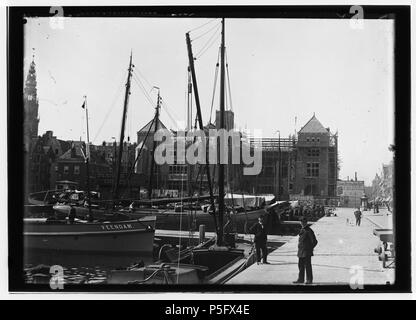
[100,224,133,231]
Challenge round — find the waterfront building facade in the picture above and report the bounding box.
[337,179,365,208]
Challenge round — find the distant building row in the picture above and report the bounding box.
[24,56,341,203]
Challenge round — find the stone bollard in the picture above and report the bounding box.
[199,224,205,244]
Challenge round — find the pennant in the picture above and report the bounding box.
[81,101,86,109]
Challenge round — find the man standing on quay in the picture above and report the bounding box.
[354,208,362,226]
[249,216,269,265]
[293,217,318,284]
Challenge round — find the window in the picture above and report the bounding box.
[307,148,320,157]
[55,165,58,172]
[64,166,69,174]
[306,162,319,177]
[169,165,187,175]
[74,165,80,175]
[306,137,310,142]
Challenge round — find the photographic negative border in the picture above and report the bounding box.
[7,5,411,293]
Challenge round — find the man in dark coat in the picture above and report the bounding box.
[293,217,317,284]
[249,216,269,265]
[68,206,76,224]
[354,208,362,226]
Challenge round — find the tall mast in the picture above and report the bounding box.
[186,31,219,235]
[113,52,133,201]
[83,95,92,216]
[148,88,160,199]
[217,18,225,246]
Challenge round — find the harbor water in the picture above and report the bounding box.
[24,237,286,285]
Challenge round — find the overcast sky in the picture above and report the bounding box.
[24,17,394,185]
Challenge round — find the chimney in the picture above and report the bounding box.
[71,144,76,158]
[355,172,357,181]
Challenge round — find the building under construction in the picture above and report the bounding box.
[134,112,339,202]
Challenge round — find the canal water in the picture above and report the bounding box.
[24,249,155,284]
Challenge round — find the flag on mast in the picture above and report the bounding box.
[82,96,90,160]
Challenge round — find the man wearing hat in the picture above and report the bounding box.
[293,217,318,284]
[249,215,269,265]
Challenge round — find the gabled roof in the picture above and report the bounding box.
[137,118,167,134]
[59,141,85,160]
[298,115,328,134]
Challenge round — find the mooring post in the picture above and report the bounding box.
[199,224,206,244]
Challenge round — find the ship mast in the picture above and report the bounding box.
[83,95,92,217]
[217,18,226,246]
[148,88,161,199]
[113,52,133,202]
[186,30,219,235]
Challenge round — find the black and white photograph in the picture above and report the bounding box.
[4,4,411,296]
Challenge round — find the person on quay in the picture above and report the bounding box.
[354,208,362,226]
[249,215,269,265]
[68,205,76,224]
[293,217,318,285]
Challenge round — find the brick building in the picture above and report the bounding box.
[28,131,70,192]
[292,115,338,198]
[241,136,296,197]
[134,110,243,197]
[337,178,365,208]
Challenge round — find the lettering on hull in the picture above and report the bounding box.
[100,224,134,231]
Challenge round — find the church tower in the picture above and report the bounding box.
[24,56,40,151]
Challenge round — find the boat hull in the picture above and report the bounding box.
[24,217,156,254]
[51,204,302,234]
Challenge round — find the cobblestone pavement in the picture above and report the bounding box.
[227,207,395,286]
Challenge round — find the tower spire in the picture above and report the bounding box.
[24,54,40,150]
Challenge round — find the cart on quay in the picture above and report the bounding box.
[373,229,395,268]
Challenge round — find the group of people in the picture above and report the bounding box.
[249,214,318,285]
[280,204,327,222]
[66,206,94,224]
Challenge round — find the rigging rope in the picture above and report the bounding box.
[122,117,155,197]
[134,67,153,90]
[131,72,156,108]
[177,162,186,284]
[195,25,221,59]
[209,47,220,124]
[187,18,218,34]
[225,49,234,112]
[92,76,125,143]
[191,21,220,42]
[160,98,180,129]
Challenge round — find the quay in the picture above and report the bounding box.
[226,207,394,285]
[155,229,293,245]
